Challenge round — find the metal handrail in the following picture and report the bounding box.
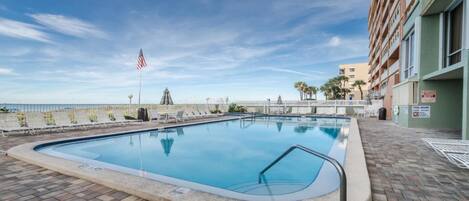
[258,144,347,201]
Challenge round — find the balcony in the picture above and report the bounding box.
[389,33,400,53]
[388,3,400,34]
[389,60,400,74]
[380,86,387,96]
[380,69,389,81]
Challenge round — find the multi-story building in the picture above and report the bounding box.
[391,0,469,139]
[368,0,413,119]
[339,63,370,100]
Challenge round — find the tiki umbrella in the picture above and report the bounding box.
[160,134,174,156]
[160,88,174,105]
[277,95,283,104]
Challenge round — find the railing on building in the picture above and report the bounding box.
[380,69,389,81]
[389,60,400,75]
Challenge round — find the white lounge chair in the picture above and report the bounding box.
[74,110,95,127]
[25,112,61,134]
[202,110,217,118]
[422,138,469,148]
[113,110,138,124]
[336,107,346,116]
[149,110,165,122]
[446,153,469,169]
[96,110,115,126]
[191,111,204,119]
[0,113,30,136]
[353,108,365,118]
[167,111,185,123]
[51,111,76,131]
[184,112,197,120]
[429,143,469,156]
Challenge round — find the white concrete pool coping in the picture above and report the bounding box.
[7,116,371,201]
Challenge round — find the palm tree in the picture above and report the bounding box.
[294,82,302,100]
[336,76,350,99]
[310,86,318,100]
[352,80,367,100]
[294,81,308,100]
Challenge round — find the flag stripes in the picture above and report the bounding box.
[136,49,147,70]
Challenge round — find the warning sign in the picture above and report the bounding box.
[421,90,436,103]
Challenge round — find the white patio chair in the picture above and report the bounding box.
[0,113,30,136]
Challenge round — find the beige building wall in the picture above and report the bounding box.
[339,63,370,100]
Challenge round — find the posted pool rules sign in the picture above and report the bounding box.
[412,105,431,118]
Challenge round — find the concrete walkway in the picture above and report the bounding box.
[359,119,469,201]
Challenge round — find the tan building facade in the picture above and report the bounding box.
[368,0,417,118]
[339,63,370,100]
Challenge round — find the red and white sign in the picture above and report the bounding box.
[421,90,436,103]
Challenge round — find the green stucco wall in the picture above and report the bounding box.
[419,14,440,76]
[463,50,469,139]
[394,1,466,131]
[411,80,463,129]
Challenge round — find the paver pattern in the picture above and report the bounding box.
[2,117,469,201]
[0,117,234,201]
[359,119,469,201]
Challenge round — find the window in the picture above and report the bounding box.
[339,69,345,75]
[349,68,355,72]
[445,2,463,66]
[404,31,416,79]
[349,75,355,78]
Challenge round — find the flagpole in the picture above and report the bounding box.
[138,70,142,107]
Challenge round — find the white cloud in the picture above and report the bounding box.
[30,14,106,38]
[0,68,15,75]
[328,36,341,47]
[0,18,51,42]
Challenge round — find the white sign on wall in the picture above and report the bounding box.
[411,105,431,118]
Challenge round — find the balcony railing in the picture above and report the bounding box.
[389,3,400,33]
[380,69,389,81]
[389,60,400,74]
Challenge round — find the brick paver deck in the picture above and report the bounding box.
[0,117,234,201]
[2,117,469,201]
[359,119,469,201]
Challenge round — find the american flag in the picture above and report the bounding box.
[136,49,147,70]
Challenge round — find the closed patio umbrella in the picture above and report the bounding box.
[277,95,283,104]
[160,88,174,105]
[276,122,283,132]
[160,134,174,156]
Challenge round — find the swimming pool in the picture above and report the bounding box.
[36,116,350,200]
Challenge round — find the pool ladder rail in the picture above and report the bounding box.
[258,144,347,201]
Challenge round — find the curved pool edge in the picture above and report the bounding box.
[7,117,370,201]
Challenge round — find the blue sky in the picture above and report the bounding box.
[0,0,370,104]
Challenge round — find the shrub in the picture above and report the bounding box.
[228,103,247,113]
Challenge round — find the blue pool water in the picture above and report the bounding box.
[37,116,349,198]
